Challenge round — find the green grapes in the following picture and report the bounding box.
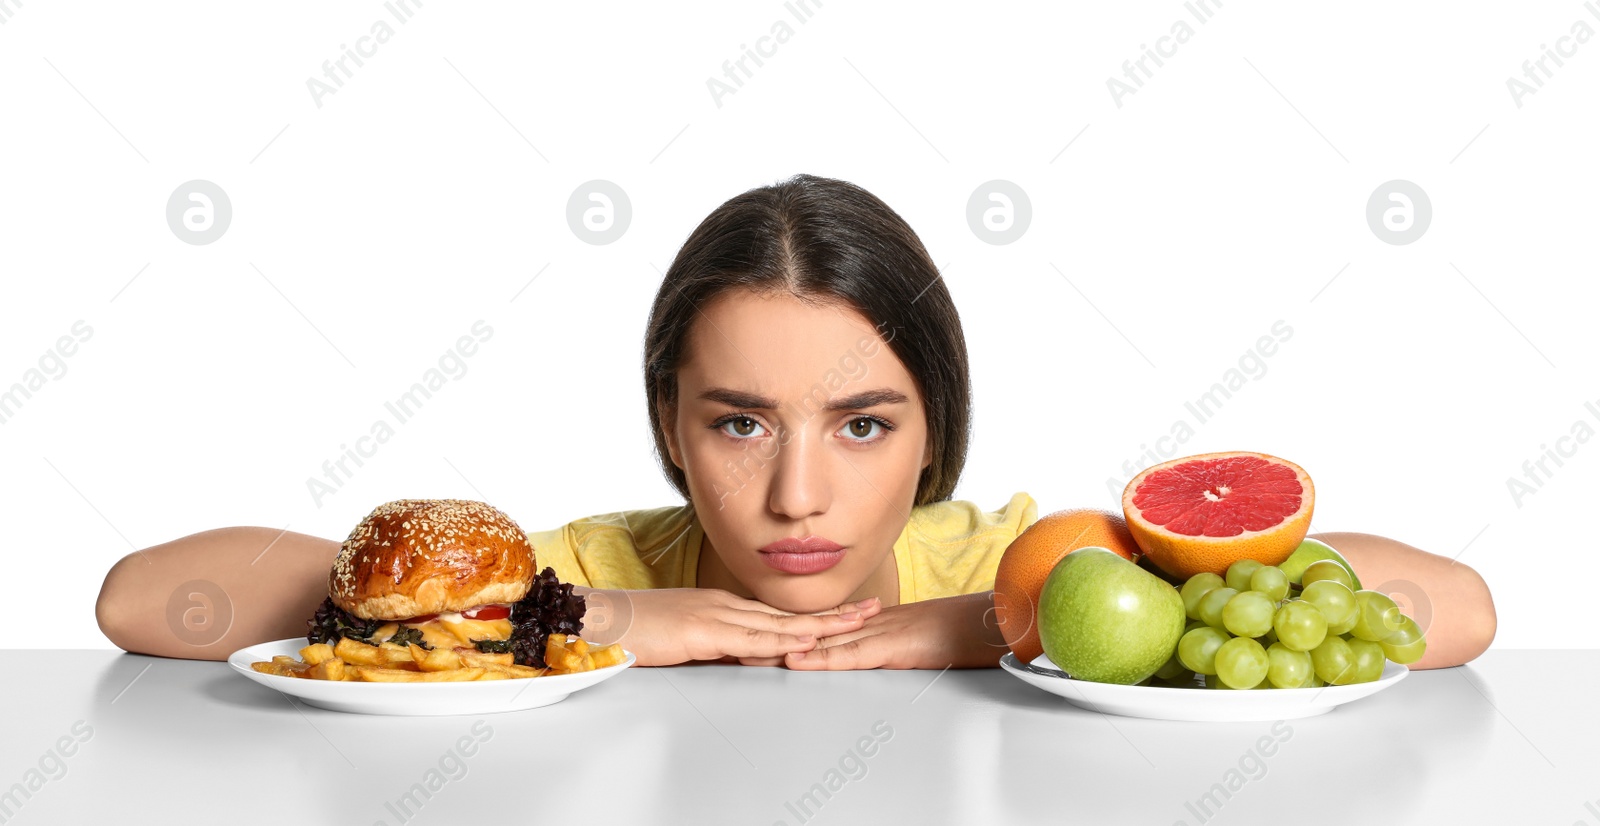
[1181,573,1226,620]
[1222,591,1275,638]
[1272,600,1328,652]
[1225,559,1264,592]
[1347,637,1386,683]
[1326,605,1359,636]
[1310,635,1356,685]
[1249,565,1290,601]
[1301,559,1355,591]
[1205,673,1264,689]
[1351,591,1405,642]
[1178,626,1230,675]
[1162,569,1427,691]
[1197,587,1239,630]
[1301,580,1357,628]
[1266,642,1313,688]
[1215,637,1270,689]
[1380,616,1428,665]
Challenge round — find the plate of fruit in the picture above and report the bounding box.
[1000,655,1407,722]
[994,451,1426,722]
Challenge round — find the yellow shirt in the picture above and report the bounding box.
[527,492,1039,605]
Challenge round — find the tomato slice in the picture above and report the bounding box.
[394,604,510,624]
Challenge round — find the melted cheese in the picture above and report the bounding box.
[440,617,513,645]
[375,617,513,649]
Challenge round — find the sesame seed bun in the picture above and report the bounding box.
[329,499,537,620]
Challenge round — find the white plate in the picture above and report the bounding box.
[228,638,635,716]
[999,652,1407,722]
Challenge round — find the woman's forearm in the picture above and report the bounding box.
[966,591,1011,666]
[95,527,337,661]
[1309,531,1496,669]
[567,586,630,647]
[924,591,1011,668]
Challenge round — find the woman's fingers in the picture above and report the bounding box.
[710,608,874,659]
[729,594,884,619]
[714,626,819,659]
[785,637,869,670]
[688,594,886,662]
[716,653,783,666]
[723,606,867,641]
[815,597,883,618]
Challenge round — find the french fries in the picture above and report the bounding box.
[334,637,413,666]
[251,634,626,682]
[587,641,627,670]
[457,649,515,668]
[301,643,335,666]
[409,644,464,672]
[352,665,485,682]
[307,657,346,681]
[547,633,626,671]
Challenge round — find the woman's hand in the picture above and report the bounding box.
[575,587,883,667]
[782,591,1008,671]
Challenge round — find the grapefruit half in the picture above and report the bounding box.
[1121,451,1314,580]
[993,508,1142,665]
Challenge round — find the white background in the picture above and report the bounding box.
[2,2,1595,650]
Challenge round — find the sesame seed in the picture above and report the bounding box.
[329,498,533,602]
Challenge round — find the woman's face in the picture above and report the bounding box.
[662,289,929,613]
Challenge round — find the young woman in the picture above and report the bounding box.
[95,174,1497,671]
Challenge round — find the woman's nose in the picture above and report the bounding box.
[766,431,831,520]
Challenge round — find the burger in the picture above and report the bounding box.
[305,498,586,668]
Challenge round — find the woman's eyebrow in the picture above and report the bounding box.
[697,386,910,411]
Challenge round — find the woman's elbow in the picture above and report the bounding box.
[95,553,145,655]
[1418,560,1497,669]
[1454,563,1497,665]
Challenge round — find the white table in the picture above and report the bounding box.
[1,649,1590,825]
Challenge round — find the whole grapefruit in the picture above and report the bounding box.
[1121,451,1314,580]
[993,508,1142,664]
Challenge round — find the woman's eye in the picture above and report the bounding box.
[719,416,765,439]
[839,417,885,442]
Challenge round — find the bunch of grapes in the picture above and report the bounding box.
[1149,560,1427,690]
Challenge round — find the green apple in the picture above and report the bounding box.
[1038,547,1186,685]
[1279,538,1362,590]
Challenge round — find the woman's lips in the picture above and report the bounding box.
[758,536,845,574]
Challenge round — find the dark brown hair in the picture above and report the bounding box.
[644,174,971,507]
